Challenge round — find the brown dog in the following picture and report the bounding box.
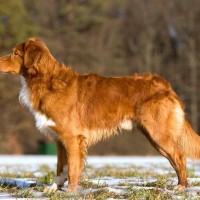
[0,38,199,192]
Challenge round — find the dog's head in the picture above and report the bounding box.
[0,38,55,76]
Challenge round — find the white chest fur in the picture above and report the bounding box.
[19,77,56,136]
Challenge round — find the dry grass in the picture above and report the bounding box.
[0,160,200,199]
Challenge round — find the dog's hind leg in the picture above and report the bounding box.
[138,99,187,189]
[55,141,68,189]
[145,133,187,189]
[56,140,68,181]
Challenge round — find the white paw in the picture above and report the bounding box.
[44,183,59,193]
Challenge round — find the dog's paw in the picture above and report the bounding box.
[173,184,185,192]
[44,183,59,193]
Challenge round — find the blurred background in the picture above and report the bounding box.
[0,0,199,155]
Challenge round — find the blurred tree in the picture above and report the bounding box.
[0,0,38,53]
[40,0,127,75]
[123,0,200,132]
[123,0,173,73]
[0,0,199,154]
[172,0,200,131]
[0,0,40,154]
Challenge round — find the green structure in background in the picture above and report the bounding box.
[38,141,57,155]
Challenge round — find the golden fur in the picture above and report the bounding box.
[0,38,200,192]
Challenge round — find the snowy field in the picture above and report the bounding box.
[0,156,200,199]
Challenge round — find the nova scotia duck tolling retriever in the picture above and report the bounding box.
[0,38,199,193]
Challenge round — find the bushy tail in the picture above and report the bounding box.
[182,119,200,159]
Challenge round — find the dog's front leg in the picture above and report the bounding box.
[64,135,87,193]
[65,136,81,192]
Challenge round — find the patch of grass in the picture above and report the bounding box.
[82,188,128,200]
[118,182,133,187]
[80,180,107,189]
[15,188,35,198]
[187,168,198,178]
[89,165,144,178]
[43,191,78,200]
[0,183,18,193]
[127,187,173,200]
[38,164,53,174]
[1,160,200,199]
[189,181,200,187]
[0,185,36,199]
[0,169,34,179]
[145,175,169,189]
[39,171,55,184]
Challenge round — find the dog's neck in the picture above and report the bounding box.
[20,63,77,112]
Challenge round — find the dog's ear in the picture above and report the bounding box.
[24,40,44,76]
